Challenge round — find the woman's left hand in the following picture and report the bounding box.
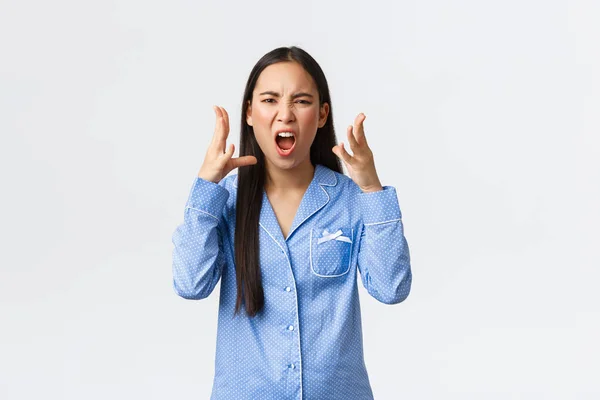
[332,113,383,193]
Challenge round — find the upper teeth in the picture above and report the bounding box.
[278,132,294,137]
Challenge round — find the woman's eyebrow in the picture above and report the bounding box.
[258,91,314,99]
[291,92,314,99]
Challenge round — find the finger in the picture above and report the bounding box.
[346,125,359,152]
[212,105,221,139]
[219,143,234,159]
[211,106,221,145]
[353,113,367,144]
[213,105,223,129]
[213,106,227,149]
[221,106,230,135]
[332,143,353,165]
[218,143,235,175]
[229,155,258,169]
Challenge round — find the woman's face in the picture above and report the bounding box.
[246,61,329,171]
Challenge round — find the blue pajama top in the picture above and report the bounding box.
[172,163,412,399]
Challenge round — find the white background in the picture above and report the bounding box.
[1,0,599,398]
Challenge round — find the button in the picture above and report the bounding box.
[288,325,294,331]
[289,363,295,369]
[285,287,291,292]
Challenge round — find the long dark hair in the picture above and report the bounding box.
[234,46,342,317]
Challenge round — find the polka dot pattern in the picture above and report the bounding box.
[171,164,412,399]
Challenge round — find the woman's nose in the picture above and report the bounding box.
[276,102,295,123]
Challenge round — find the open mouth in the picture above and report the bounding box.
[275,131,296,155]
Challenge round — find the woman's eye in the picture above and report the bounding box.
[261,98,310,104]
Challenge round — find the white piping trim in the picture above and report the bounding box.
[258,222,283,251]
[185,206,220,222]
[320,168,337,186]
[259,221,304,399]
[286,184,330,242]
[309,227,353,278]
[364,218,401,226]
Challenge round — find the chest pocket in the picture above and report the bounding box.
[309,227,353,277]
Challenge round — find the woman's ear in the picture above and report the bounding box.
[318,102,330,128]
[246,100,253,126]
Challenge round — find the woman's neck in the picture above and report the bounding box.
[264,159,315,193]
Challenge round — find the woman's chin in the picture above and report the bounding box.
[265,152,311,171]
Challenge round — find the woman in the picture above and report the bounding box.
[172,46,412,399]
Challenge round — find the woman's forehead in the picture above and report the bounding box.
[254,62,317,94]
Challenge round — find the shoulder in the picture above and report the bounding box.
[317,164,356,189]
[315,164,361,200]
[333,170,354,189]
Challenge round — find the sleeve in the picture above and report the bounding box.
[171,176,231,300]
[356,186,412,305]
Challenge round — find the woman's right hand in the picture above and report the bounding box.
[197,106,257,183]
